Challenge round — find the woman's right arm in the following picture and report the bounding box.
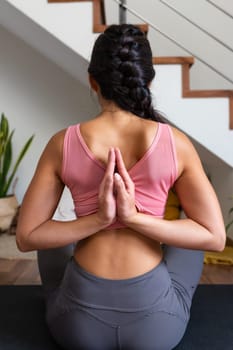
[113,132,226,252]
[16,133,116,252]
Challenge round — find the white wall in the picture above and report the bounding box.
[0,25,98,202]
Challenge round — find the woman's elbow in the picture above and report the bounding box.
[210,230,226,252]
[16,232,33,252]
[216,236,226,252]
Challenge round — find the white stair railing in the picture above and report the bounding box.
[113,0,233,85]
[206,0,233,20]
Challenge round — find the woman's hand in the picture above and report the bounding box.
[97,148,117,226]
[114,148,137,223]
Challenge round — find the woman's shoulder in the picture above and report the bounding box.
[49,123,81,144]
[49,128,67,146]
[169,125,202,176]
[42,128,69,161]
[170,126,197,154]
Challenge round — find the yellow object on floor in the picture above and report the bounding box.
[204,246,233,265]
[164,189,181,220]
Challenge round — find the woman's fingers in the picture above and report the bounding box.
[106,147,116,176]
[99,148,115,194]
[98,148,116,225]
[114,172,137,223]
[115,148,133,190]
[114,172,125,196]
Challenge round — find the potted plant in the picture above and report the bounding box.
[0,113,34,232]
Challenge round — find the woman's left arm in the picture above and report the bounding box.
[16,134,117,252]
[113,132,226,252]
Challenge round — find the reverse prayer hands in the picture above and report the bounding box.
[97,148,137,226]
[113,148,138,223]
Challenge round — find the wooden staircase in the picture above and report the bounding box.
[48,0,233,129]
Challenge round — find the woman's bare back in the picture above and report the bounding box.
[73,114,163,279]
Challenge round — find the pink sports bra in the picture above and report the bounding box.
[61,123,178,229]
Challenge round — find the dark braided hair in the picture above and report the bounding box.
[88,24,164,122]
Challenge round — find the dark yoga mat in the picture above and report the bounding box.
[0,285,232,350]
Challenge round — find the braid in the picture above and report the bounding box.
[88,24,164,122]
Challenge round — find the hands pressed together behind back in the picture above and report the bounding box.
[97,148,137,227]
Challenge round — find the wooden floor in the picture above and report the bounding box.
[0,257,233,285]
[0,258,41,285]
[200,263,233,284]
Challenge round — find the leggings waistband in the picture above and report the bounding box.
[59,258,172,311]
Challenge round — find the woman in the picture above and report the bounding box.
[16,24,226,350]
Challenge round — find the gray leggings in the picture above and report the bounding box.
[37,245,204,350]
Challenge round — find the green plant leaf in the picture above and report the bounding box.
[0,131,14,197]
[2,131,13,175]
[0,113,35,197]
[226,219,233,232]
[2,134,34,196]
[0,113,9,141]
[0,114,10,175]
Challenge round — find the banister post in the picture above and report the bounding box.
[119,0,127,24]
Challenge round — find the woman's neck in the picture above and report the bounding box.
[97,94,138,125]
[99,97,122,113]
